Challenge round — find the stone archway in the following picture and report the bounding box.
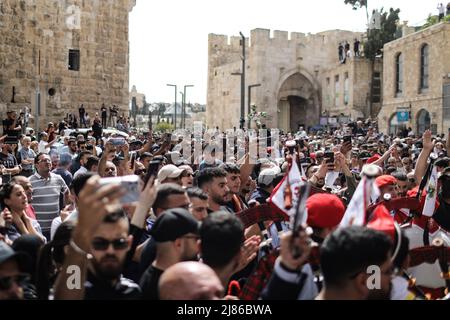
[276,72,319,132]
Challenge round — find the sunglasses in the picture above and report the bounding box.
[0,274,29,291]
[135,169,147,175]
[91,238,128,251]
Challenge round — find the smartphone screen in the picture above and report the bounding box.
[343,136,352,144]
[325,152,334,164]
[99,175,140,204]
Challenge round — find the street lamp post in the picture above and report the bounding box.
[248,84,261,129]
[167,84,177,129]
[183,85,194,129]
[239,32,246,130]
[179,91,184,129]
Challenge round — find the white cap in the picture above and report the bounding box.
[157,165,185,183]
[258,167,281,186]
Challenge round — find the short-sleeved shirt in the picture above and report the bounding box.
[0,152,19,183]
[139,265,164,300]
[29,172,68,232]
[38,140,50,154]
[19,147,36,171]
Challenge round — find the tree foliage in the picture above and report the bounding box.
[364,8,400,61]
[344,0,367,10]
[155,122,174,133]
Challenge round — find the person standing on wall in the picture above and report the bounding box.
[79,104,86,128]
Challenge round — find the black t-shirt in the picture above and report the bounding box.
[139,265,164,300]
[84,271,141,300]
[79,107,85,115]
[434,194,450,231]
[101,107,107,118]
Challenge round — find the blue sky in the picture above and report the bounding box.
[129,0,438,104]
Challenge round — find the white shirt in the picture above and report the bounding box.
[38,140,50,154]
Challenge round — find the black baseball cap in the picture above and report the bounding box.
[150,208,199,242]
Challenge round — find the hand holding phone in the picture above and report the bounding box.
[143,160,161,188]
[324,151,335,164]
[99,175,140,204]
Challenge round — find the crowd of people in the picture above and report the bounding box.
[0,111,449,301]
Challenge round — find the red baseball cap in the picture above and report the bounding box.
[367,154,381,164]
[306,194,345,229]
[375,175,397,189]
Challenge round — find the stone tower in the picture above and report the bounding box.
[0,0,136,130]
[207,28,366,131]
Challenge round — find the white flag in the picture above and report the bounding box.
[269,160,306,224]
[422,166,438,217]
[339,177,380,227]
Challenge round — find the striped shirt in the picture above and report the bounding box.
[30,172,68,232]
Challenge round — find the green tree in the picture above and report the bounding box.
[344,0,369,24]
[344,1,400,118]
[155,122,174,133]
[364,8,400,61]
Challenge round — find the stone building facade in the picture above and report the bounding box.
[0,0,136,130]
[378,22,450,135]
[321,58,382,120]
[207,28,376,132]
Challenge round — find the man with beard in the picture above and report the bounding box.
[53,175,139,300]
[140,208,199,300]
[391,171,409,197]
[316,227,393,300]
[84,208,141,299]
[219,163,246,213]
[196,168,230,213]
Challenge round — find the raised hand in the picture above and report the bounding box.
[279,229,311,271]
[234,235,261,273]
[422,129,434,151]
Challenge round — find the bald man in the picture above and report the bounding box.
[159,262,224,300]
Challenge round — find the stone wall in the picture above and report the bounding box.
[207,28,364,130]
[379,22,450,135]
[0,0,135,130]
[321,58,382,119]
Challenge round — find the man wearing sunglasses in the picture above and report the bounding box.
[0,241,28,300]
[82,208,141,300]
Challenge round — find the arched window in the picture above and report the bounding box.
[416,109,431,136]
[388,113,405,136]
[395,53,403,95]
[420,44,429,90]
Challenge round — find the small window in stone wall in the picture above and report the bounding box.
[335,75,340,107]
[68,49,80,71]
[344,73,349,105]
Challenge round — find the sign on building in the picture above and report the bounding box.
[397,110,409,122]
